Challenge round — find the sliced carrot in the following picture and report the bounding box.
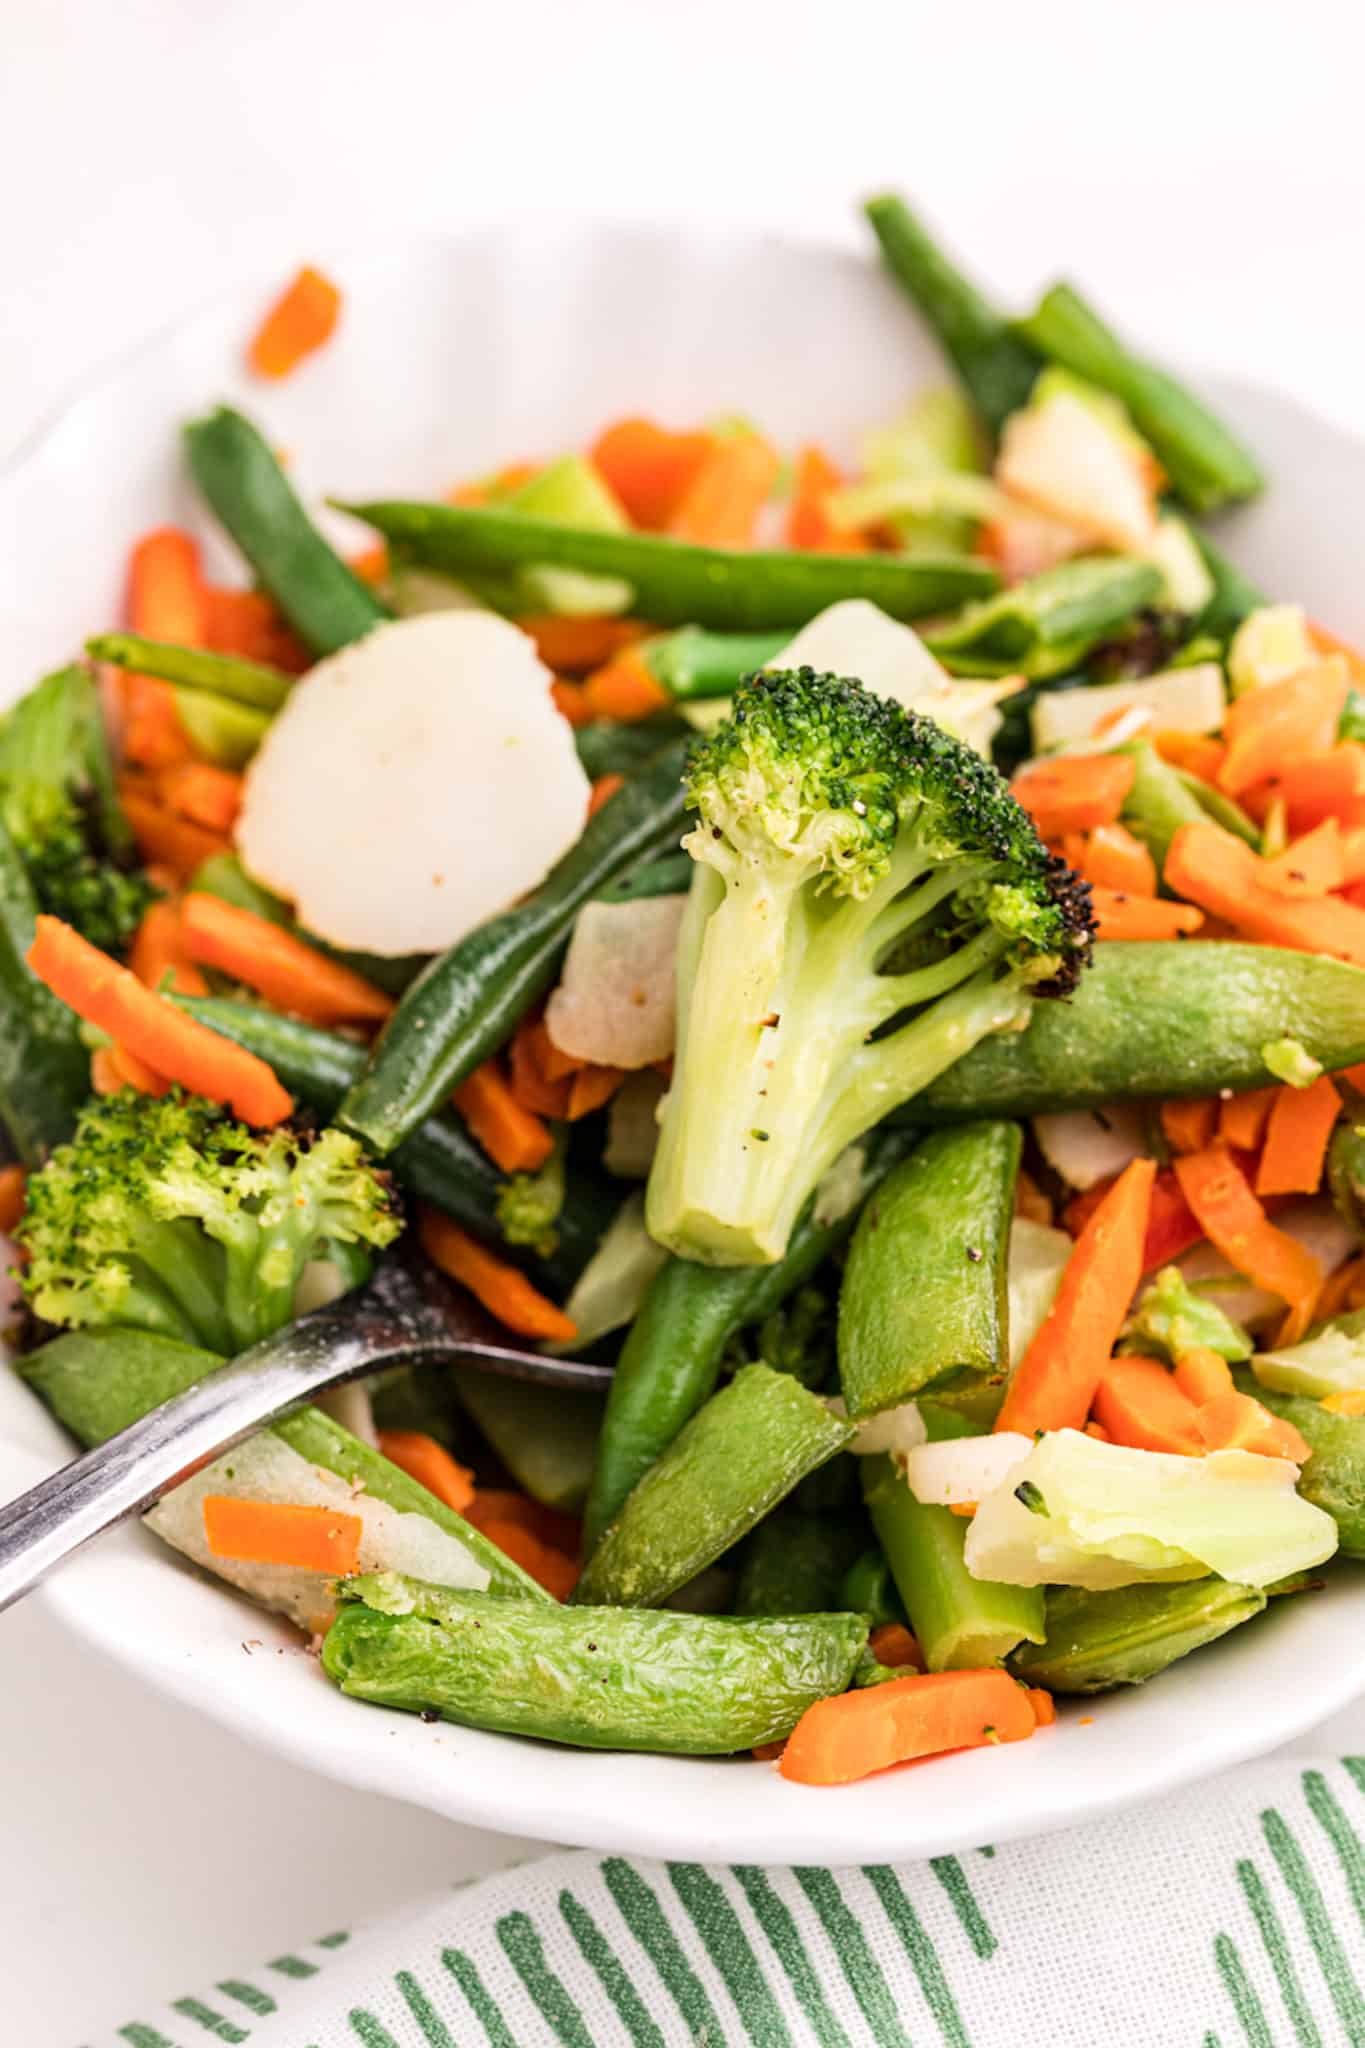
[779,1669,1038,1786]
[1255,1075,1341,1198]
[1084,1420,1111,1443]
[508,1016,574,1119]
[129,899,208,997]
[247,264,342,379]
[463,1488,580,1556]
[1078,821,1157,898]
[120,783,230,880]
[0,1164,27,1234]
[1218,657,1350,796]
[348,546,389,588]
[1065,1165,1203,1272]
[375,1430,475,1515]
[27,916,292,1127]
[204,586,311,672]
[586,774,625,820]
[1218,1087,1278,1152]
[1091,1353,1203,1455]
[157,761,244,835]
[1027,1688,1057,1728]
[1340,827,1365,885]
[453,1060,554,1174]
[1010,755,1135,840]
[1172,1346,1235,1407]
[1165,820,1365,966]
[90,1046,123,1095]
[202,1496,362,1573]
[868,1623,925,1671]
[1322,1390,1365,1417]
[123,527,205,767]
[519,616,648,674]
[786,445,869,552]
[996,1158,1156,1437]
[1194,1391,1311,1463]
[1173,1145,1322,1344]
[476,1518,579,1600]
[581,650,671,723]
[109,1040,172,1096]
[752,1738,788,1763]
[1154,730,1226,785]
[418,1205,577,1343]
[549,679,593,729]
[1258,818,1344,897]
[1161,1097,1220,1155]
[567,1065,624,1120]
[1263,746,1365,834]
[1090,888,1204,941]
[589,418,713,531]
[179,893,393,1027]
[1313,1252,1365,1323]
[535,1031,583,1085]
[667,431,780,549]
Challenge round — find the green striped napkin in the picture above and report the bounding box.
[95,1756,1365,2048]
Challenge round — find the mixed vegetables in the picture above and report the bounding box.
[9,194,1365,1790]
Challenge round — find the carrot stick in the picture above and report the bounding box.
[130,900,209,997]
[463,1488,580,1556]
[120,784,230,880]
[589,418,713,531]
[1258,818,1344,897]
[1255,1075,1341,1198]
[1173,1145,1322,1344]
[1165,820,1365,965]
[1090,888,1204,940]
[668,432,780,548]
[1010,754,1135,839]
[157,762,244,835]
[348,546,389,588]
[1027,1688,1057,1727]
[110,1041,172,1096]
[1218,657,1349,796]
[1078,821,1157,897]
[179,893,393,1027]
[0,1164,27,1234]
[1066,1165,1202,1271]
[867,1623,924,1671]
[1264,746,1365,834]
[204,586,311,673]
[1172,1346,1235,1406]
[27,916,293,1127]
[1194,1391,1311,1463]
[779,1669,1038,1786]
[418,1206,576,1343]
[786,446,869,552]
[1154,730,1225,785]
[202,1495,362,1573]
[1218,1087,1278,1152]
[1091,1353,1203,1455]
[549,679,593,728]
[475,1518,579,1600]
[90,1046,123,1096]
[519,616,648,674]
[996,1157,1156,1436]
[452,1060,554,1173]
[1314,1252,1365,1322]
[586,774,625,820]
[1161,1097,1219,1155]
[246,265,342,380]
[508,1017,574,1119]
[567,1065,624,1120]
[374,1430,476,1515]
[581,650,672,723]
[123,528,206,767]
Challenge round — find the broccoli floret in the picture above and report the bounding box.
[646,668,1094,1263]
[1122,1265,1252,1364]
[0,666,155,954]
[18,1089,402,1352]
[494,1132,567,1257]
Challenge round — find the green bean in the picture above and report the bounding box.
[1013,284,1264,513]
[838,1122,1019,1417]
[597,851,694,903]
[86,632,294,711]
[574,1363,852,1608]
[451,1369,603,1513]
[913,942,1365,1120]
[0,816,88,1164]
[733,1508,866,1617]
[863,193,1040,437]
[338,736,689,1156]
[924,558,1162,679]
[1008,1578,1268,1693]
[1232,1372,1365,1555]
[184,406,389,655]
[863,1410,1045,1669]
[645,626,789,700]
[325,1573,866,1753]
[839,1547,907,1628]
[574,712,689,781]
[340,500,998,632]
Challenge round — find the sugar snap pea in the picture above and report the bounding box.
[838,1548,908,1629]
[1008,1578,1267,1694]
[184,406,389,656]
[340,500,998,632]
[1232,1372,1365,1556]
[325,1573,866,1753]
[339,735,691,1156]
[925,557,1163,679]
[574,1362,853,1609]
[913,942,1365,1121]
[838,1121,1019,1417]
[86,632,294,711]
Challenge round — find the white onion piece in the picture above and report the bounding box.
[1177,1197,1359,1329]
[1033,1106,1149,1192]
[1032,664,1226,753]
[904,1432,1033,1505]
[545,895,688,1070]
[997,390,1158,551]
[842,1401,928,1458]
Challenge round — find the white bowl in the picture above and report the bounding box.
[2,221,1364,1867]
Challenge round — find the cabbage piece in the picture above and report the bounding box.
[548,1192,667,1353]
[1142,516,1215,613]
[1007,1218,1073,1369]
[1031,662,1225,753]
[1228,604,1316,697]
[1032,1105,1149,1191]
[995,371,1160,552]
[964,1429,1336,1591]
[545,894,688,1070]
[904,1431,1032,1504]
[843,1399,927,1458]
[1253,1308,1365,1399]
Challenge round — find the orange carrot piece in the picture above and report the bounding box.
[549,679,593,729]
[1219,1087,1278,1152]
[348,546,389,588]
[1322,1390,1365,1417]
[123,527,206,767]
[203,1496,362,1573]
[1084,1420,1111,1443]
[1218,658,1350,796]
[779,1669,1038,1786]
[519,616,648,674]
[204,586,311,672]
[463,1488,580,1556]
[453,1060,554,1174]
[752,1738,788,1762]
[418,1206,577,1343]
[1010,754,1135,840]
[567,1065,624,1121]
[996,1158,1156,1437]
[90,1046,123,1096]
[1079,821,1157,898]
[476,1519,579,1601]
[1340,827,1365,884]
[586,774,625,820]
[1027,1688,1057,1728]
[1194,1391,1311,1463]
[0,1164,27,1234]
[179,893,393,1027]
[589,418,713,531]
[109,1040,172,1096]
[27,916,292,1127]
[508,1017,574,1119]
[1090,888,1204,941]
[1258,818,1345,897]
[1154,730,1226,785]
[1173,1145,1322,1344]
[1172,1346,1235,1407]
[1014,1168,1052,1226]
[1165,821,1365,965]
[120,784,230,880]
[1065,1166,1203,1272]
[157,762,244,835]
[581,650,671,723]
[130,900,209,997]
[1255,1075,1341,1198]
[1161,1097,1220,1155]
[1315,1252,1365,1322]
[535,1031,583,1085]
[868,1623,925,1671]
[247,265,342,379]
[669,432,780,548]
[375,1430,476,1515]
[1267,746,1365,833]
[1091,1353,1203,1455]
[786,446,869,552]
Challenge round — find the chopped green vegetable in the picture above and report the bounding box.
[1009,1578,1268,1693]
[1262,1038,1324,1089]
[1227,604,1316,698]
[87,632,294,711]
[925,558,1163,679]
[856,386,987,553]
[1124,1266,1252,1365]
[495,1130,567,1256]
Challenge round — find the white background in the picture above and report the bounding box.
[3,2,1364,2039]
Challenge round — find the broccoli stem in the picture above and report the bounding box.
[127,1218,236,1354]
